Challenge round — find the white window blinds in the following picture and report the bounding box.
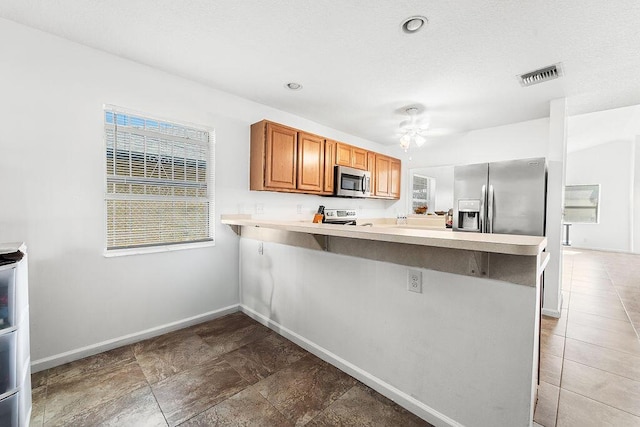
[104,108,214,250]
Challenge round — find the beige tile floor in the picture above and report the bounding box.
[534,249,640,427]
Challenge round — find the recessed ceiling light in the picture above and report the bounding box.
[401,16,427,34]
[285,82,303,90]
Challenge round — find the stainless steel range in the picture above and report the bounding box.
[323,209,357,225]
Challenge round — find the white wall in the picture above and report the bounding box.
[406,118,551,168]
[545,98,567,317]
[405,120,551,217]
[0,19,400,365]
[239,238,538,427]
[566,140,634,252]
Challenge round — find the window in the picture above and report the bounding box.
[410,174,435,214]
[564,184,599,224]
[104,107,214,251]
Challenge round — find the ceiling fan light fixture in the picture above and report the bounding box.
[398,107,430,151]
[399,134,411,150]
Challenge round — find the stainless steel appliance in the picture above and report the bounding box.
[323,208,357,225]
[453,157,547,236]
[334,166,371,198]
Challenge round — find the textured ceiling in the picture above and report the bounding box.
[1,1,639,146]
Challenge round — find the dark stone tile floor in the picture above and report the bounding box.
[30,312,432,426]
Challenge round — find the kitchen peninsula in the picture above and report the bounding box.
[223,215,548,427]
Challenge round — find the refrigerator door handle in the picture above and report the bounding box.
[488,184,494,233]
[480,184,486,233]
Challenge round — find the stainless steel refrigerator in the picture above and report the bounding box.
[453,157,547,236]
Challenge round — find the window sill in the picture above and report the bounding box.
[103,240,215,257]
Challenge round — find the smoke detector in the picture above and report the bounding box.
[518,63,563,87]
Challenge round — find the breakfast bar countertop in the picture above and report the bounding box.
[221,214,547,257]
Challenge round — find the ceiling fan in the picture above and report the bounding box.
[397,107,462,151]
[398,107,430,151]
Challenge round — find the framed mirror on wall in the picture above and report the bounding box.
[407,165,455,215]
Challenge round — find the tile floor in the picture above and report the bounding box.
[30,312,431,427]
[29,248,640,427]
[534,249,640,426]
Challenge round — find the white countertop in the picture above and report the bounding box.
[221,215,547,256]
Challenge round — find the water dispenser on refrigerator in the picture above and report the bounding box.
[457,199,481,232]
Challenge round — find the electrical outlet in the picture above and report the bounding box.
[297,204,303,214]
[407,269,422,293]
[256,203,264,214]
[258,242,263,255]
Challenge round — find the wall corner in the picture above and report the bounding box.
[544,98,568,315]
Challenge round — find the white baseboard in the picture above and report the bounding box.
[31,304,240,372]
[542,291,562,318]
[541,308,561,318]
[240,305,462,427]
[567,245,635,254]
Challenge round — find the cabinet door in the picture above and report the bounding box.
[367,152,375,195]
[324,140,337,194]
[352,147,368,170]
[336,143,352,167]
[297,132,325,192]
[390,159,401,199]
[265,123,297,189]
[375,155,390,196]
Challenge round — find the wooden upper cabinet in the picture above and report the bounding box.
[297,132,325,192]
[336,143,352,167]
[264,122,297,189]
[251,120,297,191]
[374,154,401,199]
[390,158,401,198]
[250,120,325,194]
[352,147,367,170]
[251,119,399,198]
[324,140,337,194]
[336,143,367,170]
[375,155,391,197]
[367,152,375,195]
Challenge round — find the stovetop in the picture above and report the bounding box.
[323,209,357,224]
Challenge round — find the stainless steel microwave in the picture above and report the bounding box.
[334,165,371,198]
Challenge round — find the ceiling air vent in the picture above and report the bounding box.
[518,63,563,87]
